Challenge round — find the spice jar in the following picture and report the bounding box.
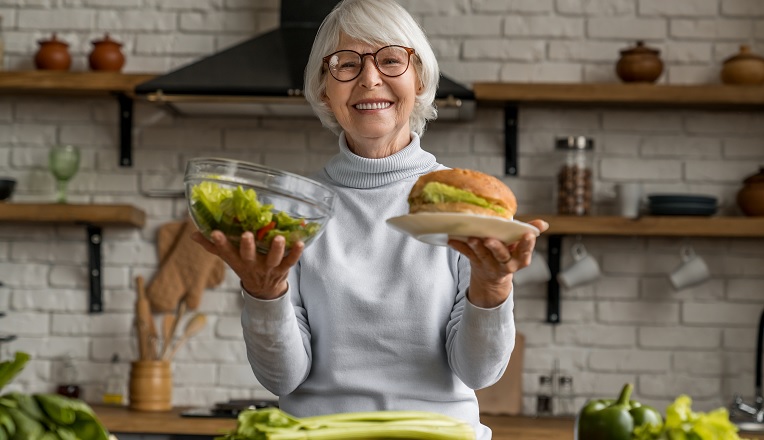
[555,136,594,216]
[56,355,81,399]
[536,375,554,416]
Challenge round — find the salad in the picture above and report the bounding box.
[189,181,321,251]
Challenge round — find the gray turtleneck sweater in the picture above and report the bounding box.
[241,132,516,440]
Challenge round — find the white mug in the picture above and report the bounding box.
[668,246,710,290]
[557,243,601,289]
[615,182,642,218]
[513,251,552,286]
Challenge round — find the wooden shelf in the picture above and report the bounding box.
[513,214,764,325]
[515,215,764,238]
[473,82,764,175]
[0,71,159,167]
[0,203,146,313]
[0,203,145,227]
[3,74,761,107]
[473,82,764,109]
[0,71,155,96]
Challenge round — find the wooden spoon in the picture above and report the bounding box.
[161,313,174,354]
[160,300,187,360]
[165,313,206,361]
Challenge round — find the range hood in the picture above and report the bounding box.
[134,0,475,120]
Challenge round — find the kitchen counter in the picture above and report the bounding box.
[91,406,764,439]
[93,405,573,438]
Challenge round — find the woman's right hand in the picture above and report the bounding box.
[191,230,304,300]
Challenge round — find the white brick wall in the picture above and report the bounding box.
[0,0,763,417]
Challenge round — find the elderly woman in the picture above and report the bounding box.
[192,0,548,438]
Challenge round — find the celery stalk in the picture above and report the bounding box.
[217,408,475,440]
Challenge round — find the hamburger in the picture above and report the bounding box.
[408,168,517,219]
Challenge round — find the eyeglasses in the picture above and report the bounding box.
[323,45,416,82]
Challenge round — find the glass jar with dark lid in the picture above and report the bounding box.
[555,136,594,216]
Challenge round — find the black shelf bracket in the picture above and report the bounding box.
[117,93,133,168]
[86,225,103,313]
[504,103,519,176]
[546,235,563,324]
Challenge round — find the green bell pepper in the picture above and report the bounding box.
[577,383,663,440]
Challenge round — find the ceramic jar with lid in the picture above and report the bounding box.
[34,33,71,71]
[88,33,125,72]
[555,136,594,216]
[737,167,764,216]
[615,41,663,83]
[721,45,764,85]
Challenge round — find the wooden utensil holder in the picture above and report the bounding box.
[129,360,172,411]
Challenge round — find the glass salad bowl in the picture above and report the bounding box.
[184,158,337,254]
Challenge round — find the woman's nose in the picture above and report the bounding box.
[357,56,382,88]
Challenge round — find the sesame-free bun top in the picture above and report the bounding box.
[408,168,518,219]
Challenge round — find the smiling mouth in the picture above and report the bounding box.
[354,102,392,110]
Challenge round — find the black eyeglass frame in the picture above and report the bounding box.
[322,45,416,82]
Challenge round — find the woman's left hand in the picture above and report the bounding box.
[448,219,549,308]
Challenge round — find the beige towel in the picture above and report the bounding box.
[147,218,225,312]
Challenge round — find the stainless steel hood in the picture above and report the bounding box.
[134,0,475,120]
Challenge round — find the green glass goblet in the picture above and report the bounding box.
[48,145,80,203]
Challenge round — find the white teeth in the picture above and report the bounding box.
[355,102,392,110]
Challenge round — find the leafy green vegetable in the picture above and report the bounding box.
[0,408,15,437]
[0,352,29,392]
[34,394,77,426]
[216,407,475,440]
[189,181,321,251]
[633,394,747,440]
[0,352,111,440]
[5,406,44,439]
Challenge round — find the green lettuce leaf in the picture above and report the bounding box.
[634,394,745,440]
[0,352,30,392]
[190,182,320,250]
[421,182,506,215]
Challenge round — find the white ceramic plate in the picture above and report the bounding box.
[386,212,540,246]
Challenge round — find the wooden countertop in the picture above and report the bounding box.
[90,406,764,439]
[93,405,574,439]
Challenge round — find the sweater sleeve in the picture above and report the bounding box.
[445,252,516,390]
[240,264,312,396]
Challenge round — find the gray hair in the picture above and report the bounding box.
[304,0,439,137]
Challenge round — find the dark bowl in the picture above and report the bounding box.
[0,178,17,201]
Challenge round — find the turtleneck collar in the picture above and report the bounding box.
[323,132,437,189]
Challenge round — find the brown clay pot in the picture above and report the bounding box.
[34,33,71,71]
[88,33,125,72]
[616,41,664,83]
[737,167,764,216]
[720,45,764,85]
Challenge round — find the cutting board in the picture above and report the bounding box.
[476,332,525,415]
